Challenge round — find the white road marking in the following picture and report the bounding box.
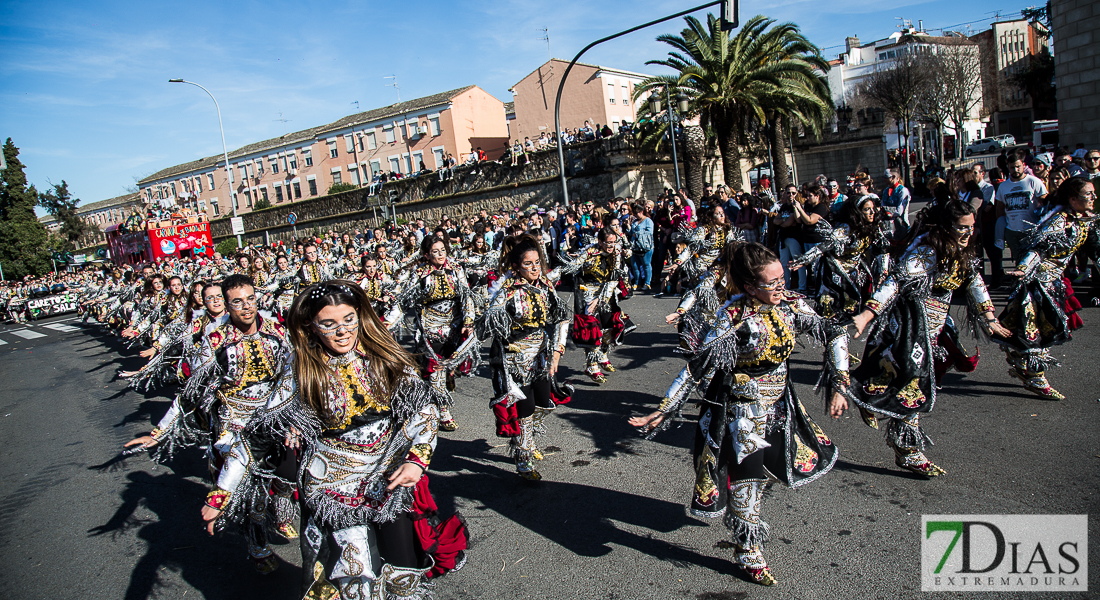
[42,323,79,333]
[0,337,7,345]
[8,329,46,339]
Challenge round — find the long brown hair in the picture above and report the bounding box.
[902,200,978,268]
[287,280,419,419]
[498,233,548,274]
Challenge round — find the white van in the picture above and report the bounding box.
[965,135,1014,156]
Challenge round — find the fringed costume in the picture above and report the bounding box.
[476,270,573,479]
[849,235,995,476]
[255,350,468,599]
[648,291,847,585]
[571,244,635,383]
[997,207,1099,399]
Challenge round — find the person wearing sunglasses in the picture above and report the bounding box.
[139,273,293,573]
[631,242,851,586]
[996,177,1097,400]
[298,242,335,286]
[849,200,1010,478]
[240,281,468,598]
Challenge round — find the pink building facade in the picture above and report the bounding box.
[139,86,509,218]
[508,59,651,143]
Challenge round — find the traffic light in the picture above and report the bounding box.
[720,0,738,31]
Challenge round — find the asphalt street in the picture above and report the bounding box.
[0,287,1097,600]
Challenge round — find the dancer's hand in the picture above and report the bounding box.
[461,326,473,338]
[851,310,874,339]
[200,505,221,535]
[628,411,665,432]
[139,347,157,358]
[387,463,425,491]
[828,391,848,419]
[549,352,561,376]
[665,312,681,325]
[284,427,301,450]
[124,435,157,449]
[790,262,805,271]
[985,318,1012,338]
[586,299,598,315]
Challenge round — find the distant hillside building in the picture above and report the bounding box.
[138,86,508,219]
[970,19,1052,142]
[508,59,651,143]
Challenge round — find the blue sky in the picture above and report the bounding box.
[1,0,1038,211]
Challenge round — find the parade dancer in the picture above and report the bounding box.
[476,234,573,480]
[631,242,849,586]
[997,177,1098,399]
[130,274,295,574]
[356,253,397,317]
[299,242,335,285]
[849,201,1011,477]
[387,236,480,431]
[257,281,468,598]
[572,226,634,383]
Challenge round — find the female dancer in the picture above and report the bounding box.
[997,177,1097,399]
[572,226,633,383]
[389,236,480,431]
[263,253,300,319]
[631,242,849,585]
[261,282,468,598]
[791,194,891,319]
[849,200,1011,476]
[477,234,572,480]
[664,205,731,293]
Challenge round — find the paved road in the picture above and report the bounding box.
[0,291,1097,600]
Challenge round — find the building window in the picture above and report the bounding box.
[608,83,615,103]
[389,156,401,173]
[170,182,177,196]
[234,194,239,210]
[275,185,284,202]
[195,177,203,192]
[345,135,354,153]
[432,148,445,168]
[270,159,279,174]
[349,166,360,185]
[207,173,215,190]
[429,117,440,136]
[384,126,395,144]
[369,160,381,177]
[622,84,629,103]
[244,190,252,207]
[366,131,377,149]
[256,161,264,176]
[403,154,412,174]
[331,170,342,185]
[292,182,302,199]
[288,154,298,170]
[412,151,423,171]
[260,187,268,202]
[246,164,254,178]
[328,140,338,159]
[213,200,220,216]
[239,165,247,181]
[303,149,313,167]
[307,178,317,196]
[407,121,418,139]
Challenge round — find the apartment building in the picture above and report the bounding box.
[971,19,1052,141]
[138,85,509,218]
[508,59,651,143]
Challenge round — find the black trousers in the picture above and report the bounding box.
[516,379,553,419]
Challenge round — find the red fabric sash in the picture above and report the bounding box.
[411,476,469,579]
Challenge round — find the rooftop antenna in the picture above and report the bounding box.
[384,75,400,103]
[351,101,360,112]
[538,28,550,61]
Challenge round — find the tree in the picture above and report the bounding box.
[857,52,928,182]
[937,43,985,153]
[327,182,357,195]
[0,139,50,279]
[38,180,87,249]
[639,15,831,192]
[1010,49,1056,120]
[253,196,272,210]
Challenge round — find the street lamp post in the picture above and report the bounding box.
[650,87,688,191]
[552,1,725,206]
[169,78,242,248]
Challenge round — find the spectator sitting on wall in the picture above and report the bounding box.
[601,124,613,138]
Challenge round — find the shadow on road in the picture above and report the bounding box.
[88,463,301,600]
[430,441,730,573]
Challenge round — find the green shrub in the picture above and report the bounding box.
[215,238,241,256]
[327,182,357,195]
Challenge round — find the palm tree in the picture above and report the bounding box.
[637,14,833,192]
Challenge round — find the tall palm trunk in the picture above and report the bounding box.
[715,111,744,192]
[681,124,707,200]
[765,115,791,190]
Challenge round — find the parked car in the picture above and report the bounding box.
[965,135,1015,156]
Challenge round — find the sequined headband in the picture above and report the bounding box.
[308,283,355,301]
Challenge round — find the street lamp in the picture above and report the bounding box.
[169,78,242,248]
[649,86,687,190]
